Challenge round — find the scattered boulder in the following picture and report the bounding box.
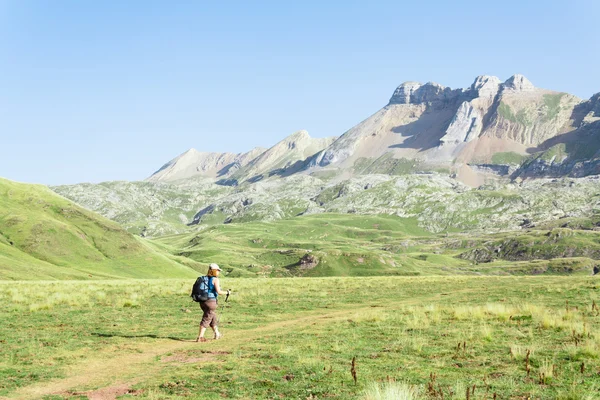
[299,253,319,269]
[594,265,599,275]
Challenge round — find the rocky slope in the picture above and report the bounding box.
[53,173,600,237]
[52,179,232,236]
[147,147,266,182]
[221,130,337,185]
[511,93,600,178]
[307,74,590,185]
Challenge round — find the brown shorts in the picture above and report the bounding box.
[199,299,218,328]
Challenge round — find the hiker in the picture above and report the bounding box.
[196,263,231,342]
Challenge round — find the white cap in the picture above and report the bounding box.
[209,263,221,271]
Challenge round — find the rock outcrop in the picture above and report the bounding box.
[388,81,463,105]
[502,74,535,92]
[438,76,501,149]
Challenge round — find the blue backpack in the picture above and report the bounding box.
[191,276,213,302]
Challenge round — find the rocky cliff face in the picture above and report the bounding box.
[388,81,464,105]
[509,92,600,179]
[308,74,588,185]
[440,76,501,146]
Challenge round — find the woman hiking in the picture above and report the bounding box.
[196,263,231,342]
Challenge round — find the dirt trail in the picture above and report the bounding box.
[7,292,462,400]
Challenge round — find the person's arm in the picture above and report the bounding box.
[213,278,230,296]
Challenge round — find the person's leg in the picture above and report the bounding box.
[208,301,221,339]
[212,325,221,339]
[196,326,207,342]
[197,302,210,342]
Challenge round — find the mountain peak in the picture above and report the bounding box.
[286,130,311,141]
[503,74,535,91]
[470,75,501,97]
[389,81,422,104]
[179,148,199,157]
[389,81,457,105]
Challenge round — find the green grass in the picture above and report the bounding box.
[1,276,599,399]
[498,102,533,126]
[354,154,420,175]
[7,176,596,280]
[148,213,600,278]
[490,152,527,165]
[0,178,196,280]
[539,143,568,162]
[153,214,457,277]
[542,93,566,122]
[310,170,339,180]
[456,228,600,266]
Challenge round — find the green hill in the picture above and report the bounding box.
[152,213,460,277]
[0,178,198,280]
[153,213,600,277]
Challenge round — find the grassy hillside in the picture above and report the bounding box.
[0,178,197,280]
[153,213,600,277]
[153,213,442,277]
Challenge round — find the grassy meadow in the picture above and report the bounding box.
[1,276,599,399]
[3,178,600,399]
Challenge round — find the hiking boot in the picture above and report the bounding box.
[196,337,207,342]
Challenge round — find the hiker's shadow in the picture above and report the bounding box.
[92,332,195,342]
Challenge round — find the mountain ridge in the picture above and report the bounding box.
[146,74,598,187]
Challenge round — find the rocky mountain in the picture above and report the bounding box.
[147,74,599,187]
[512,93,600,179]
[307,74,594,185]
[51,74,600,238]
[222,130,337,185]
[147,130,336,184]
[147,147,266,182]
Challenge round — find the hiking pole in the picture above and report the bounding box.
[221,290,231,313]
[216,290,231,326]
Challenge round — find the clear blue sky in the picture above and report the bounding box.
[1,0,598,185]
